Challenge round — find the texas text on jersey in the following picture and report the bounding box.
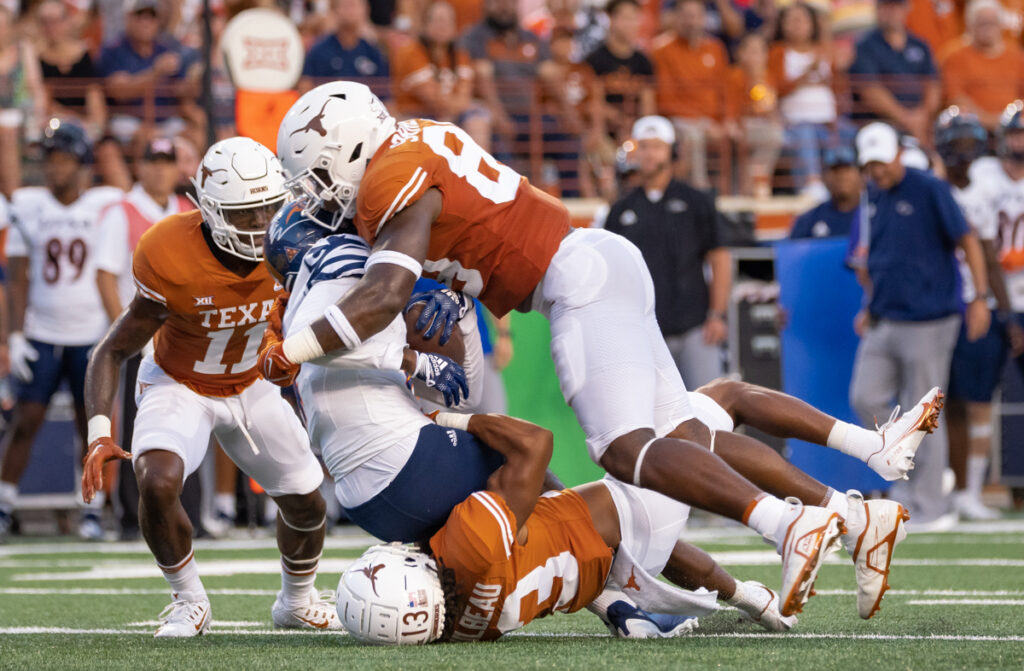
[354,119,571,317]
[132,211,284,396]
[429,489,612,642]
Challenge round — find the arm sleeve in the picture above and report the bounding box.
[355,149,434,237]
[131,230,169,306]
[461,27,487,60]
[701,193,724,253]
[93,203,130,275]
[789,212,813,239]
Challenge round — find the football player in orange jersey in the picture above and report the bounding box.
[265,82,923,615]
[334,377,943,644]
[79,138,340,637]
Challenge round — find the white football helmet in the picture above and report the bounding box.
[336,543,446,646]
[276,81,396,231]
[190,137,288,261]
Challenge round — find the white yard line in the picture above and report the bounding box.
[0,533,376,557]
[126,620,264,628]
[10,558,355,582]
[1,628,1022,643]
[906,599,1024,606]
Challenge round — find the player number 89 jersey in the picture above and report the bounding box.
[5,186,124,345]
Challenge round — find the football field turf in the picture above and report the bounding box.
[1,518,1023,670]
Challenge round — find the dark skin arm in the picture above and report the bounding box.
[464,413,554,536]
[982,239,1024,355]
[307,188,441,352]
[85,293,169,421]
[7,256,29,334]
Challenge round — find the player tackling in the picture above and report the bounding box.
[80,138,339,637]
[265,82,939,615]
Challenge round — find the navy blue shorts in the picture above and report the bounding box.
[15,340,91,406]
[342,423,505,543]
[947,313,1008,403]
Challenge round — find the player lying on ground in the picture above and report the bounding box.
[265,83,858,615]
[80,138,341,637]
[334,387,934,644]
[265,202,940,618]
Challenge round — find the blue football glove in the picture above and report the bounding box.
[405,288,470,345]
[413,351,470,407]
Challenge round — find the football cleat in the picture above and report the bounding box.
[272,588,342,630]
[775,498,844,617]
[154,592,211,638]
[77,512,104,541]
[867,388,944,481]
[952,491,1000,521]
[732,581,797,632]
[842,491,910,619]
[605,600,699,639]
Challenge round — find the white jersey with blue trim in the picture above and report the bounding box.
[970,157,1024,311]
[952,178,999,306]
[283,233,431,507]
[5,185,124,345]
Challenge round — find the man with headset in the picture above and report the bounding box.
[603,116,732,387]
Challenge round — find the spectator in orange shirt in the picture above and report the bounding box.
[651,0,730,189]
[390,1,491,146]
[941,0,1024,129]
[726,33,784,196]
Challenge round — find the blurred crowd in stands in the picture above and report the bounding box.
[2,0,1024,200]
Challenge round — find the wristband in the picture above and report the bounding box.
[324,305,363,350]
[365,250,423,278]
[434,412,471,431]
[281,325,326,364]
[87,415,112,445]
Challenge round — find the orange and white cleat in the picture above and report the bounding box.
[272,588,342,630]
[842,490,910,619]
[867,388,944,482]
[775,498,845,617]
[154,592,211,638]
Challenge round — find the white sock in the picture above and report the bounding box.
[724,579,748,606]
[824,488,849,519]
[158,552,207,601]
[586,587,631,621]
[966,456,989,498]
[745,496,788,540]
[214,493,236,518]
[0,481,17,514]
[826,421,882,462]
[280,559,317,608]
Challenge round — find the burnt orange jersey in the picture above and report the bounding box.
[354,119,571,317]
[429,489,613,642]
[132,211,283,397]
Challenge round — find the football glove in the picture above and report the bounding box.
[414,351,469,407]
[405,288,470,346]
[258,299,300,386]
[81,437,131,504]
[9,332,38,383]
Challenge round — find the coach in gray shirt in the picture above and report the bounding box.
[849,122,990,528]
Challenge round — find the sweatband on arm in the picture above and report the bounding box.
[87,415,112,444]
[281,325,326,364]
[434,412,472,432]
[324,304,363,350]
[365,250,423,278]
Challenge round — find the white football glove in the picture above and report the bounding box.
[9,332,38,383]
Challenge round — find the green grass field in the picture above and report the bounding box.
[1,518,1023,671]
